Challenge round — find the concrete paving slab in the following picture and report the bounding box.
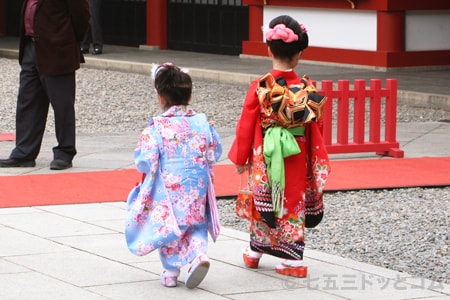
[304,249,407,280]
[0,211,114,238]
[86,216,129,233]
[129,254,167,274]
[0,202,448,299]
[0,227,69,256]
[184,260,288,295]
[39,203,126,222]
[230,289,345,300]
[0,258,29,273]
[404,277,450,295]
[51,233,151,265]
[290,260,444,300]
[399,122,450,157]
[5,250,152,287]
[0,206,38,215]
[0,272,108,300]
[87,280,229,300]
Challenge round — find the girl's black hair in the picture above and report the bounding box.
[154,64,192,107]
[267,15,309,60]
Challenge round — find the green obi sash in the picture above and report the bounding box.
[263,126,302,218]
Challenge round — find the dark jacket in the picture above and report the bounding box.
[19,0,90,76]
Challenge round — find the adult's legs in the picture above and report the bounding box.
[81,29,91,52]
[41,73,77,162]
[90,0,103,51]
[10,41,49,160]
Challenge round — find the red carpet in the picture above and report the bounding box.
[325,157,450,191]
[0,169,140,208]
[0,157,449,208]
[214,157,450,193]
[0,133,15,141]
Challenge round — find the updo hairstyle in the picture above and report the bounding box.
[266,15,309,60]
[154,63,192,107]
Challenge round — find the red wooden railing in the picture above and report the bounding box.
[318,78,404,158]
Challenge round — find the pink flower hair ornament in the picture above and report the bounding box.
[300,23,308,33]
[151,62,189,81]
[265,24,298,43]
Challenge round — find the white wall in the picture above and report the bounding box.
[405,11,450,51]
[264,6,377,51]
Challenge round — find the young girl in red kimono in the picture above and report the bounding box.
[228,15,331,277]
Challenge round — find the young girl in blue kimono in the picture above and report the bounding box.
[125,63,223,288]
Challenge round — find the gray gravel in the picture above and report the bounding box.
[0,57,448,285]
[1,58,449,133]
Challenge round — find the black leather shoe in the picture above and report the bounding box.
[0,158,36,168]
[92,48,102,55]
[50,159,72,170]
[81,47,89,54]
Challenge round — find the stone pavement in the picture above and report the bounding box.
[0,37,449,299]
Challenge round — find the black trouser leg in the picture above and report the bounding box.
[41,73,77,162]
[11,41,49,160]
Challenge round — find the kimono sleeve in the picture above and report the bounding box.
[134,127,160,174]
[228,80,261,165]
[207,123,223,164]
[126,125,160,211]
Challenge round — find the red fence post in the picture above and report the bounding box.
[337,80,350,146]
[353,80,366,144]
[385,78,398,142]
[321,80,334,147]
[369,79,382,143]
[378,78,404,157]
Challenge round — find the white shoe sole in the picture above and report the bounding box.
[185,257,210,289]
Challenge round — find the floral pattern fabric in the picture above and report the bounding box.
[125,105,222,270]
[228,69,331,260]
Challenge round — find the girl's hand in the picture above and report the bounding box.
[236,165,248,174]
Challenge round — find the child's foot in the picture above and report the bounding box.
[185,254,210,289]
[242,246,262,268]
[160,269,180,287]
[275,260,308,278]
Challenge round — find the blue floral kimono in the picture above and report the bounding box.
[125,105,222,271]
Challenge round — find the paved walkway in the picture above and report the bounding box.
[0,38,449,299]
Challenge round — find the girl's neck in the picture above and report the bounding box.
[272,60,296,72]
[273,67,293,72]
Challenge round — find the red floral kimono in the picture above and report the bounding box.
[228,69,331,260]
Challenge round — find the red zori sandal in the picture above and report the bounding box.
[242,246,262,268]
[275,263,308,278]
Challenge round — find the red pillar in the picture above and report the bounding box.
[0,0,6,36]
[377,10,405,52]
[242,0,266,56]
[146,0,167,49]
[248,2,263,42]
